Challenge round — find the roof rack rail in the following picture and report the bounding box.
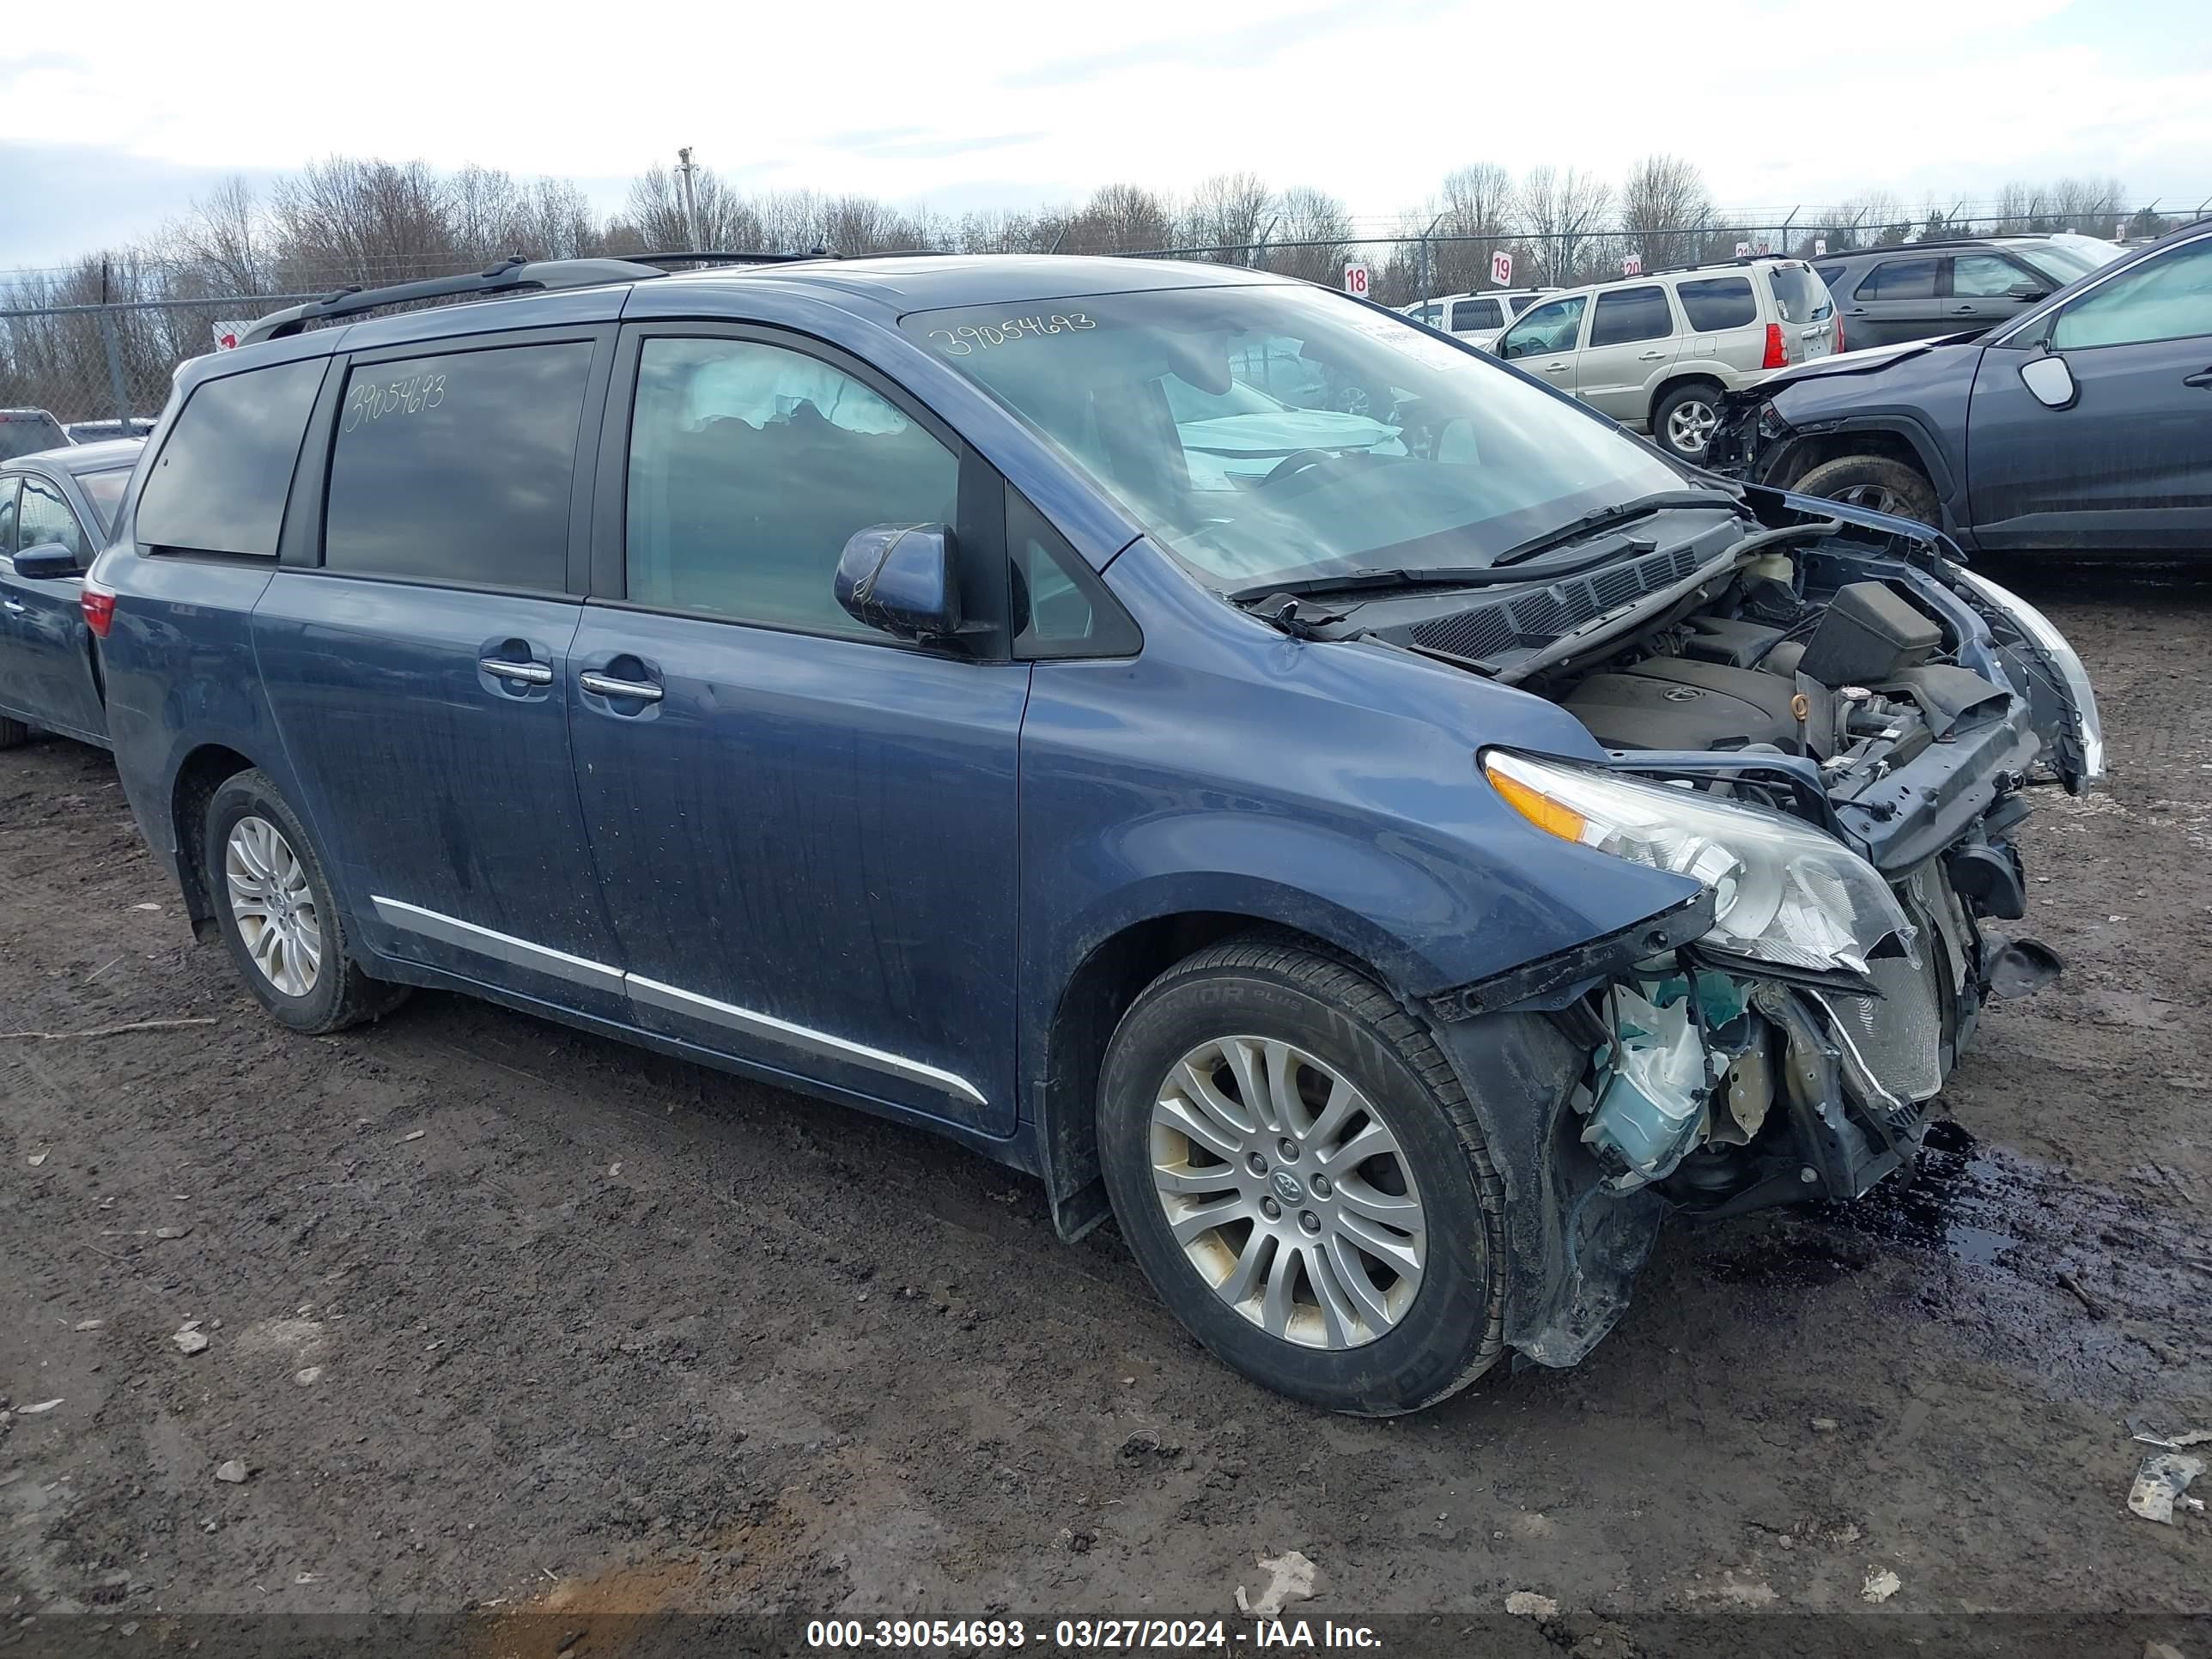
[238,255,667,346]
[1642,252,1808,279]
[623,249,838,267]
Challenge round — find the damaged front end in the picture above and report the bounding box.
[1414,499,2101,1368]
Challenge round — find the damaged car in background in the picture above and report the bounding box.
[92,254,2103,1416]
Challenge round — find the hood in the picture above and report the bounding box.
[1752,331,1982,394]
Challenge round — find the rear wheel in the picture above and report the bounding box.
[0,717,29,750]
[204,769,407,1034]
[1795,454,1941,526]
[1098,935,1507,1415]
[1653,381,1724,462]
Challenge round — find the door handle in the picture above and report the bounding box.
[580,671,664,702]
[1638,350,1668,361]
[1951,305,1977,314]
[2,599,24,615]
[480,659,551,685]
[2184,368,2212,389]
[1845,307,1868,316]
[1542,362,1571,374]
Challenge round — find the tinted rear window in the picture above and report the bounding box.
[1674,277,1757,331]
[1766,264,1833,323]
[1856,258,1937,301]
[1449,297,1504,331]
[1589,286,1674,346]
[323,342,592,590]
[0,412,68,463]
[136,360,325,556]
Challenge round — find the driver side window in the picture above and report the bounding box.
[1498,296,1587,360]
[17,477,86,563]
[2050,238,2212,350]
[624,337,959,637]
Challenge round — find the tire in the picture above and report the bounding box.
[1652,380,1725,462]
[1794,454,1941,527]
[1097,934,1507,1415]
[0,716,28,750]
[203,769,407,1034]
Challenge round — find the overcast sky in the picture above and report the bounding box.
[5,0,2209,270]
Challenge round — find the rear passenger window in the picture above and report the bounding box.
[137,358,324,556]
[1674,278,1757,331]
[1589,286,1673,346]
[1856,259,1937,301]
[623,337,959,637]
[323,342,592,590]
[1449,298,1502,331]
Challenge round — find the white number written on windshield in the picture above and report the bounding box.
[926,314,1096,356]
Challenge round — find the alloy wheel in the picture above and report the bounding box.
[1149,1036,1425,1350]
[224,815,323,999]
[1666,398,1717,456]
[1831,482,1905,515]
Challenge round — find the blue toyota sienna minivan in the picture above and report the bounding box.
[83,253,2101,1413]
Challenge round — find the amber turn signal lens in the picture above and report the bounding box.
[1485,758,1588,843]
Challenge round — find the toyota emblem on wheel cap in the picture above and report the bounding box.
[1272,1169,1305,1204]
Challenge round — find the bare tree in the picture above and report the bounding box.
[1270,185,1355,284]
[1431,162,1514,293]
[1183,173,1274,260]
[1517,166,1613,284]
[269,157,459,290]
[162,176,267,294]
[1837,191,1909,247]
[1060,184,1176,254]
[1618,155,1712,272]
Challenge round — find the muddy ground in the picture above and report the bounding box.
[2,563,2207,1656]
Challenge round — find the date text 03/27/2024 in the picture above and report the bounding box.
[804,1618,1386,1650]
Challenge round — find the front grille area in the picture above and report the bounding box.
[1407,542,1710,665]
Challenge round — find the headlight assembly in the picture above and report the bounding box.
[1483,750,1911,975]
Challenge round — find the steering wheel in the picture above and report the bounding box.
[1259,449,1340,489]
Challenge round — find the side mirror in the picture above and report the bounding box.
[2007,283,2050,302]
[9,543,81,580]
[2019,354,2078,410]
[835,524,962,643]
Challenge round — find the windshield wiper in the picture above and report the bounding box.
[1489,489,1743,568]
[1227,535,1655,606]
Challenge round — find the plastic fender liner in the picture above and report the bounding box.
[1426,1007,1663,1369]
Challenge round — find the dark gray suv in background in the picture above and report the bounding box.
[1712,220,2211,551]
[1812,235,2124,348]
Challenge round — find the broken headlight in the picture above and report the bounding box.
[1483,750,1911,975]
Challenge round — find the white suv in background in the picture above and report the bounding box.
[1401,289,1556,348]
[1490,259,1840,461]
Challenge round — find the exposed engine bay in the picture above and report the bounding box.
[1334,493,2102,1363]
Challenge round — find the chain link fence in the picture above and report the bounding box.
[0,207,2166,434]
[0,294,317,432]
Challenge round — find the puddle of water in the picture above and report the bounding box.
[1696,1113,2212,1403]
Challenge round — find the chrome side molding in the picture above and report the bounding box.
[370,896,986,1109]
[371,896,625,995]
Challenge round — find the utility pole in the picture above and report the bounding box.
[675,147,704,253]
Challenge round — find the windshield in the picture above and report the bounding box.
[905,284,1687,592]
[0,413,66,463]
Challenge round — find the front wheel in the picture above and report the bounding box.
[204,769,407,1033]
[1794,454,1941,526]
[1098,936,1507,1415]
